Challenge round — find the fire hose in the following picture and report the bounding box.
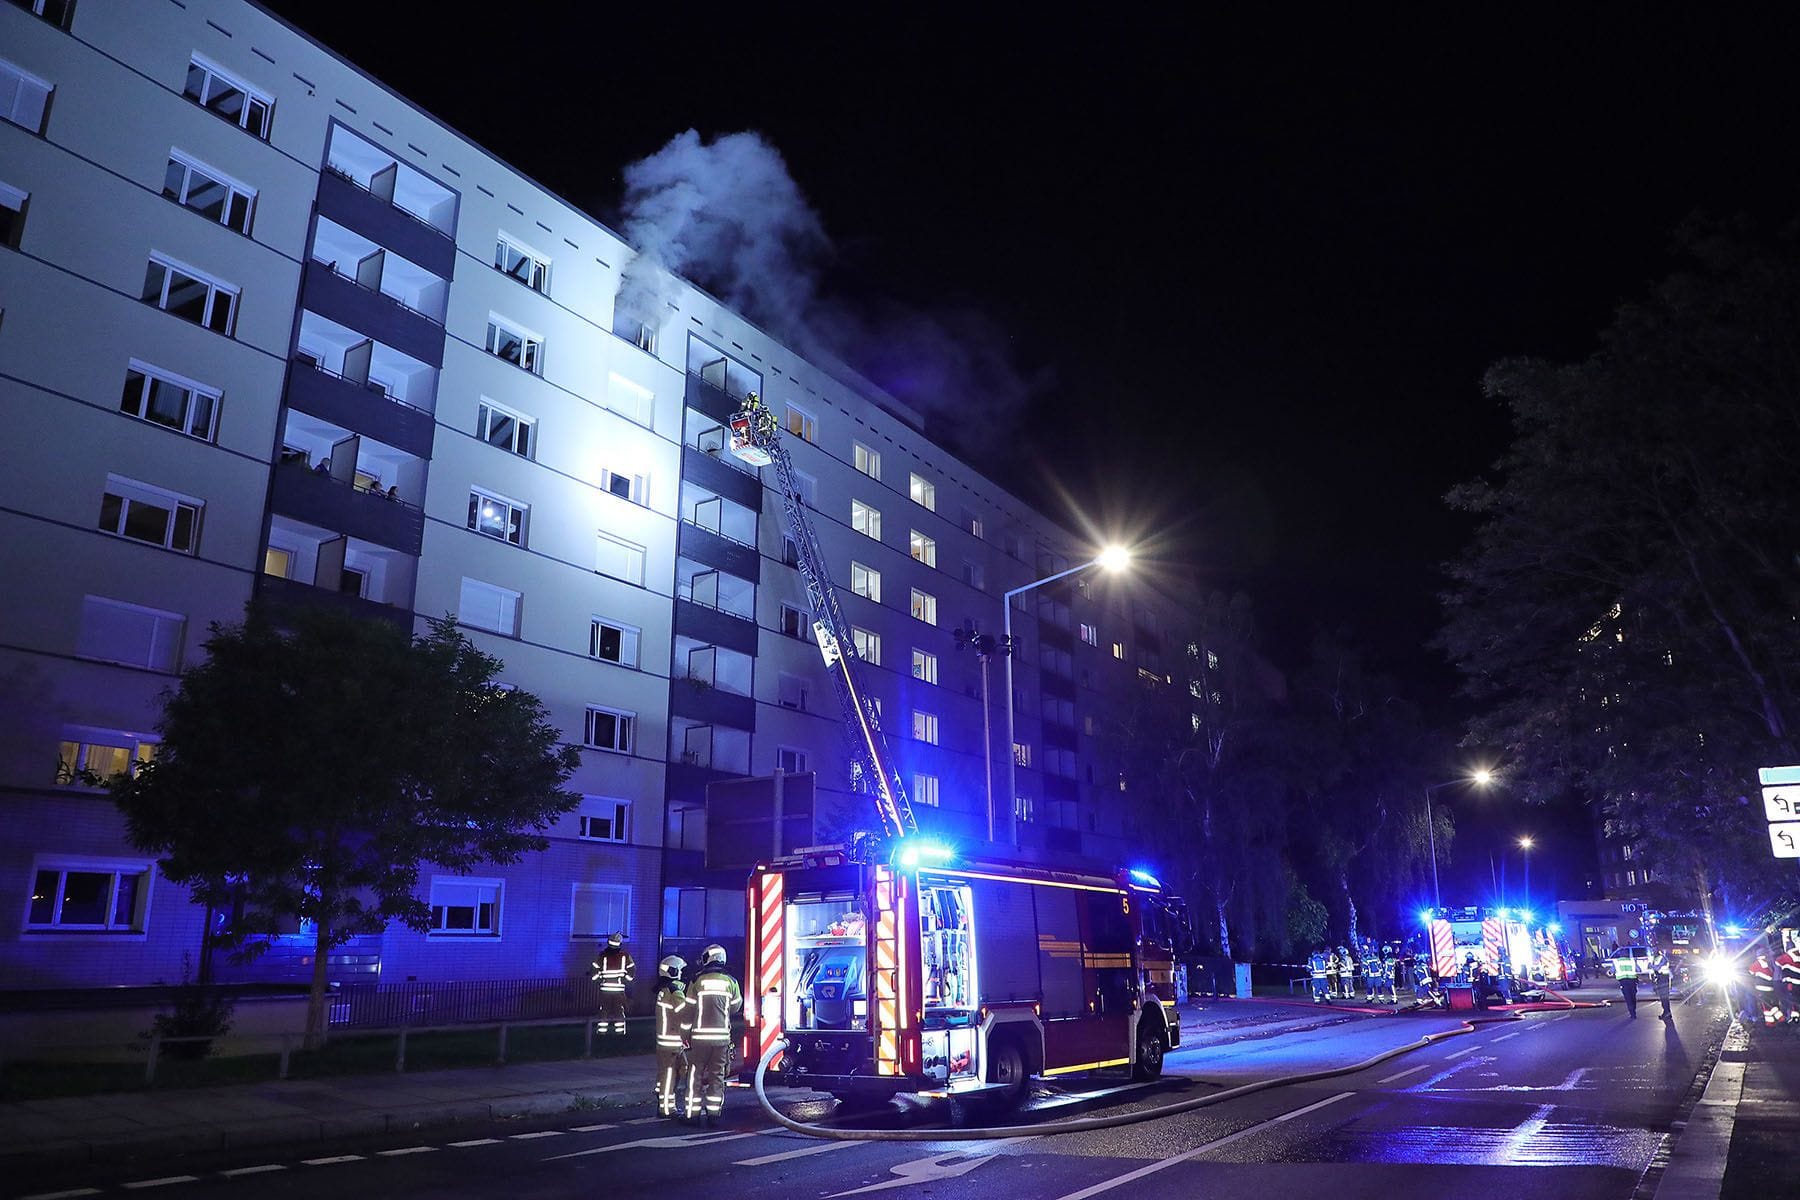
[752,1018,1492,1142]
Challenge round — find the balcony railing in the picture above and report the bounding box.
[322,162,452,241]
[310,255,445,327]
[295,357,431,418]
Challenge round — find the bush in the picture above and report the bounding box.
[143,954,235,1061]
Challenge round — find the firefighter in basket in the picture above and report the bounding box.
[591,932,635,1037]
[1308,946,1332,1003]
[653,956,692,1119]
[685,944,743,1125]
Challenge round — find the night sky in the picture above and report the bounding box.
[262,5,1800,899]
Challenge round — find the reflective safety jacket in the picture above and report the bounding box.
[1308,952,1328,979]
[1778,952,1800,989]
[689,968,743,1043]
[1750,956,1776,992]
[655,984,694,1049]
[593,948,635,992]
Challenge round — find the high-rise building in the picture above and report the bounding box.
[0,0,1204,992]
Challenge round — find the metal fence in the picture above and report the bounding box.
[329,976,606,1029]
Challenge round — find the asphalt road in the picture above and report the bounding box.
[12,996,1729,1200]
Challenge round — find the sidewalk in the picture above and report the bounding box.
[1721,1022,1800,1199]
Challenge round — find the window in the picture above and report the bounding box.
[850,561,881,603]
[141,254,237,335]
[961,508,983,539]
[0,56,53,134]
[486,317,542,374]
[590,619,640,667]
[477,400,533,458]
[780,605,809,640]
[909,473,936,511]
[458,578,521,637]
[1626,869,1637,887]
[494,234,549,292]
[1013,742,1032,767]
[577,796,630,843]
[1206,650,1221,670]
[162,153,255,234]
[792,470,818,508]
[594,532,646,584]
[584,706,635,753]
[119,361,218,442]
[602,469,649,505]
[910,589,937,625]
[776,746,809,774]
[662,887,745,939]
[1079,622,1099,647]
[262,545,293,579]
[26,862,150,931]
[852,500,882,541]
[778,672,808,711]
[912,711,939,744]
[605,372,656,426]
[912,649,939,685]
[782,534,801,568]
[11,1,77,29]
[182,55,271,139]
[961,559,984,591]
[0,180,27,249]
[853,442,880,479]
[910,531,937,568]
[98,477,201,554]
[1014,795,1034,824]
[913,773,940,808]
[467,489,526,545]
[1111,641,1126,660]
[851,627,881,665]
[572,883,631,939]
[785,403,816,443]
[1003,533,1023,560]
[428,877,500,936]
[56,735,155,787]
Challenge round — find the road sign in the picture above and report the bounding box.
[1758,765,1800,787]
[1763,786,1800,823]
[1770,823,1800,859]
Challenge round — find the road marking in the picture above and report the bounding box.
[570,1123,618,1133]
[19,1189,103,1199]
[736,1140,859,1166]
[543,1130,758,1161]
[1494,1031,1522,1041]
[624,1116,664,1125]
[1446,1045,1480,1059]
[509,1130,565,1140]
[1378,1064,1431,1084]
[220,1164,287,1177]
[302,1155,366,1166]
[122,1179,200,1191]
[1051,1093,1353,1200]
[378,1145,437,1156]
[827,1138,1029,1197]
[450,1138,502,1147]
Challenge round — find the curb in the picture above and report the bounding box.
[1641,1010,1737,1200]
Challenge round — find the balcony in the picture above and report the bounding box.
[301,259,445,369]
[670,679,757,731]
[682,444,763,511]
[270,463,424,556]
[678,520,759,581]
[316,166,456,280]
[683,372,741,426]
[285,359,433,458]
[673,598,758,656]
[257,572,412,632]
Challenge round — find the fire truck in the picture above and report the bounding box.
[725,396,1185,1107]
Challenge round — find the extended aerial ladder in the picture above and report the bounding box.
[728,394,916,843]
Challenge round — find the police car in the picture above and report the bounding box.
[1604,946,1653,978]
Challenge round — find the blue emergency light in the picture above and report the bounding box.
[1129,868,1162,889]
[895,840,955,868]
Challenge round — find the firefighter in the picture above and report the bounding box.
[685,943,743,1125]
[1748,948,1781,1026]
[1647,947,1674,1022]
[1776,940,1800,1025]
[1326,946,1343,1000]
[1308,947,1332,1003]
[1362,942,1383,1002]
[1338,946,1357,1000]
[1380,943,1400,1004]
[1494,951,1514,1004]
[1412,956,1438,1007]
[653,956,692,1118]
[591,932,635,1036]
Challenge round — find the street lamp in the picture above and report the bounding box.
[1002,546,1131,845]
[1421,771,1494,911]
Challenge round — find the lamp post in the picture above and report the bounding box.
[1003,546,1130,846]
[1421,769,1493,911]
[1517,836,1534,912]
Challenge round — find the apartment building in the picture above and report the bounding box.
[0,0,1205,993]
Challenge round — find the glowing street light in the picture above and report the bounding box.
[1421,770,1496,910]
[1517,835,1535,911]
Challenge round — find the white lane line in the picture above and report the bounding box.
[543,1130,759,1162]
[451,1137,503,1147]
[736,1140,859,1166]
[19,1189,104,1199]
[1377,1063,1431,1084]
[220,1164,287,1177]
[509,1130,565,1140]
[377,1145,437,1156]
[1051,1092,1354,1200]
[826,1138,1030,1197]
[624,1116,664,1125]
[570,1123,618,1132]
[121,1179,200,1191]
[1493,1031,1522,1042]
[1445,1045,1480,1059]
[302,1155,366,1165]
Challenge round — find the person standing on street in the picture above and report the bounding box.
[1616,950,1640,1019]
[652,956,692,1119]
[1775,937,1800,1025]
[685,943,743,1125]
[1308,947,1332,1004]
[1326,946,1343,1001]
[1647,947,1674,1021]
[592,932,635,1037]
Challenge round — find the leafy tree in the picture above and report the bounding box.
[113,610,580,1047]
[1441,220,1800,912]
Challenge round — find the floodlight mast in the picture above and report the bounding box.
[728,395,916,842]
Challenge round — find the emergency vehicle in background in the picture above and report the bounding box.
[1423,906,1575,990]
[725,396,1187,1108]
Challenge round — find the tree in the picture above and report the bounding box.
[1441,220,1800,912]
[112,610,580,1047]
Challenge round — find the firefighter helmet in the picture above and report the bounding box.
[702,943,727,966]
[606,932,623,949]
[659,955,687,979]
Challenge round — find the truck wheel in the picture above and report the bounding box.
[987,1037,1027,1110]
[1131,1022,1166,1080]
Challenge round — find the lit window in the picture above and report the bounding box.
[262,545,293,579]
[913,711,939,744]
[590,618,641,666]
[458,577,521,637]
[182,55,272,139]
[120,361,218,442]
[26,863,150,931]
[98,476,201,554]
[851,627,881,665]
[141,254,237,335]
[777,747,809,774]
[910,530,937,568]
[1013,742,1031,767]
[486,317,543,374]
[601,468,649,505]
[467,489,526,545]
[584,706,635,753]
[1079,622,1099,646]
[910,588,937,625]
[604,372,656,426]
[854,442,880,479]
[962,508,983,539]
[909,473,936,511]
[852,500,882,541]
[162,153,255,234]
[577,797,630,843]
[594,532,646,584]
[784,403,816,442]
[428,877,500,936]
[778,673,809,711]
[572,883,630,939]
[56,735,156,787]
[0,179,23,249]
[494,234,549,292]
[1112,641,1126,660]
[851,561,881,602]
[1013,795,1034,824]
[477,400,533,458]
[913,773,941,807]
[13,1,76,30]
[912,649,939,685]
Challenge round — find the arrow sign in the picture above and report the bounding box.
[1770,822,1800,859]
[1758,765,1800,787]
[1763,786,1800,823]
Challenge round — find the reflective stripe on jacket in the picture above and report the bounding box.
[593,949,635,991]
[689,969,743,1042]
[656,988,694,1048]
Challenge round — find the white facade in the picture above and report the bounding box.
[0,0,1197,994]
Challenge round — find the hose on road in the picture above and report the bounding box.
[752,1016,1489,1142]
